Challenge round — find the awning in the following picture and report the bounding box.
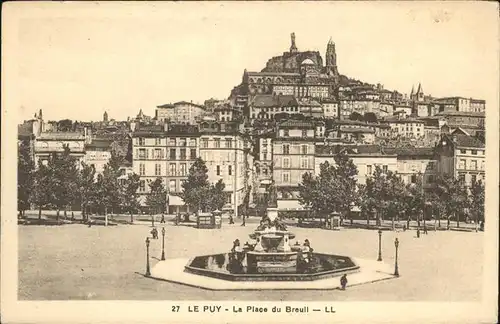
[168,195,185,206]
[277,200,303,210]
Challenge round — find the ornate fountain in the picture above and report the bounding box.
[184,208,360,281]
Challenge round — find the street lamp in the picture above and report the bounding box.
[145,237,151,277]
[394,237,400,277]
[377,229,383,261]
[161,227,166,261]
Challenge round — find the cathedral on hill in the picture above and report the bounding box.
[230,33,340,110]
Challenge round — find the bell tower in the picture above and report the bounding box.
[325,37,338,77]
[290,32,298,53]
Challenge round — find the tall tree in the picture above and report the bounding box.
[18,140,35,218]
[51,146,79,220]
[403,173,425,227]
[208,179,227,212]
[469,179,485,231]
[122,173,141,223]
[433,174,467,229]
[146,177,167,215]
[180,157,211,213]
[384,170,407,228]
[78,162,96,222]
[101,163,121,225]
[331,151,359,223]
[31,160,55,220]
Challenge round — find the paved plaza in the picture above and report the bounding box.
[18,221,483,301]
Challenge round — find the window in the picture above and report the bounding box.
[169,180,176,192]
[180,149,186,160]
[459,174,466,184]
[283,157,290,168]
[460,149,466,154]
[302,129,307,137]
[263,168,268,175]
[154,149,162,159]
[411,175,417,183]
[471,174,477,184]
[367,165,372,175]
[459,159,466,169]
[180,163,186,176]
[284,129,289,137]
[383,165,388,173]
[225,138,233,148]
[201,138,208,148]
[138,138,145,146]
[301,145,308,155]
[190,149,196,160]
[471,150,477,155]
[169,138,176,146]
[139,180,146,192]
[169,149,176,160]
[428,161,435,170]
[179,138,187,146]
[228,165,232,176]
[214,138,221,148]
[138,149,146,159]
[155,164,161,176]
[139,163,145,176]
[282,172,290,183]
[471,160,477,170]
[428,175,435,183]
[189,139,196,147]
[283,144,290,155]
[155,138,161,146]
[169,163,176,176]
[301,158,308,169]
[216,165,221,176]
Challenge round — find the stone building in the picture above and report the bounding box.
[272,120,318,210]
[434,133,485,187]
[156,101,205,124]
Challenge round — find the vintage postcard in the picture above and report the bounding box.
[1,1,498,323]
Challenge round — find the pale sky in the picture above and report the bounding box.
[4,1,499,123]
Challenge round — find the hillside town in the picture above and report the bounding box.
[18,33,485,223]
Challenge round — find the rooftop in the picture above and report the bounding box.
[436,111,485,117]
[251,94,298,108]
[382,147,434,156]
[450,134,485,149]
[38,132,85,140]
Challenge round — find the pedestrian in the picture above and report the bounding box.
[88,217,92,228]
[241,214,246,226]
[403,224,407,232]
[229,214,234,224]
[160,214,165,224]
[423,224,428,235]
[340,274,348,290]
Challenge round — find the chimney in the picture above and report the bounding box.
[130,121,136,132]
[163,122,169,132]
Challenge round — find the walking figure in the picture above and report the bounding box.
[88,217,92,228]
[151,228,158,239]
[241,214,246,226]
[340,274,348,290]
[403,224,407,231]
[160,214,166,224]
[229,214,235,224]
[423,224,428,234]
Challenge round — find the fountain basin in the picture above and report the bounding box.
[184,252,360,282]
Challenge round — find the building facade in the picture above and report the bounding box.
[156,101,205,124]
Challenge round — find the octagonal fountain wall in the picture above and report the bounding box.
[184,208,360,282]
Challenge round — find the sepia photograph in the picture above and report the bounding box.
[2,1,498,323]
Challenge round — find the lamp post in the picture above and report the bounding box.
[161,227,166,261]
[394,237,399,277]
[145,237,151,277]
[377,229,383,261]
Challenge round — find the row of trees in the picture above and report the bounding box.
[298,151,485,228]
[18,141,228,224]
